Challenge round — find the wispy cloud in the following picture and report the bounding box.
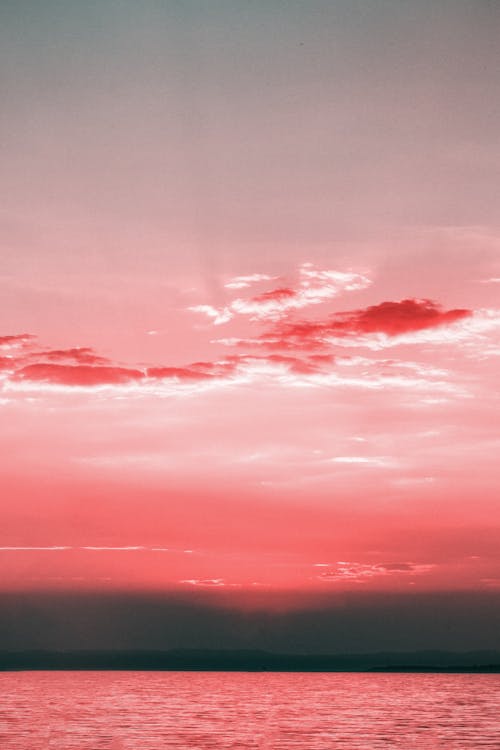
[330,456,395,468]
[190,264,371,325]
[0,546,72,551]
[316,561,435,583]
[179,578,254,588]
[224,273,277,290]
[0,545,195,553]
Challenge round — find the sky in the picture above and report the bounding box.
[1,1,500,651]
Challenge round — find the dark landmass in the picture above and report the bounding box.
[1,649,500,672]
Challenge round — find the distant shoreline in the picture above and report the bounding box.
[1,650,500,673]
[2,668,500,674]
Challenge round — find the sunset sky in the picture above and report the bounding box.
[1,1,500,650]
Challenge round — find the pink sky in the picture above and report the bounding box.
[1,1,500,601]
[2,254,500,595]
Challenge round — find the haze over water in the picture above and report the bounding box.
[1,671,499,749]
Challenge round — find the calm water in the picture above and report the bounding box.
[0,671,499,749]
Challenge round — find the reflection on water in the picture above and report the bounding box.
[0,671,499,748]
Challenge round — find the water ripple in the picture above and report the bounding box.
[0,671,499,749]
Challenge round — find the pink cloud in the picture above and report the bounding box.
[146,362,237,381]
[1,332,466,398]
[224,273,277,290]
[0,333,35,348]
[250,287,297,303]
[190,265,372,324]
[147,366,213,381]
[34,347,109,365]
[234,299,473,351]
[0,356,15,371]
[331,299,470,335]
[14,363,144,386]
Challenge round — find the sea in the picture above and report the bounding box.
[0,671,499,749]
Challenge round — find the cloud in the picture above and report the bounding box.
[34,347,109,365]
[147,360,238,381]
[330,456,395,468]
[224,273,277,290]
[2,334,465,398]
[224,298,478,352]
[180,578,245,588]
[0,333,35,348]
[14,363,144,386]
[250,287,297,303]
[3,294,475,402]
[230,287,299,320]
[0,545,194,553]
[330,299,471,336]
[147,366,214,381]
[181,578,226,587]
[0,356,15,371]
[268,299,471,349]
[0,546,72,551]
[189,304,233,326]
[250,353,330,375]
[80,546,146,551]
[317,561,435,583]
[149,354,312,384]
[4,343,243,392]
[190,265,372,325]
[0,338,109,375]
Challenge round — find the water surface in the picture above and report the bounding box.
[0,671,499,748]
